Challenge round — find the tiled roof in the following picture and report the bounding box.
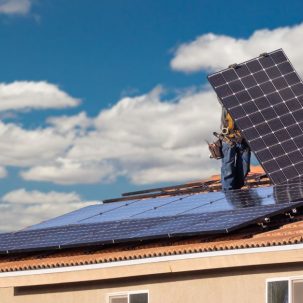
[0,166,289,273]
[0,216,302,273]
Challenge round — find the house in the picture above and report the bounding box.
[0,168,302,303]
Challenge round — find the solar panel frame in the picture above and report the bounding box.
[1,200,302,254]
[208,49,303,184]
[2,182,303,254]
[28,183,301,230]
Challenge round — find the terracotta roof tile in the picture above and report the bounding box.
[207,165,265,182]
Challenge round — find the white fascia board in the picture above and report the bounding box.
[1,243,303,278]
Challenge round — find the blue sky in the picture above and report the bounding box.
[1,0,303,231]
[4,0,303,115]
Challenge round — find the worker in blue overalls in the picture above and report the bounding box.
[221,107,251,190]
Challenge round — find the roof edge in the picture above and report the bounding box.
[1,242,303,278]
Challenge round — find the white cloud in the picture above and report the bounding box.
[2,188,82,205]
[171,23,303,73]
[0,0,32,15]
[0,188,98,232]
[20,87,221,185]
[0,166,7,178]
[0,121,73,167]
[0,81,82,169]
[21,158,117,184]
[47,111,92,134]
[0,81,80,112]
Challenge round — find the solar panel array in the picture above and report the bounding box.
[208,49,303,184]
[1,182,303,253]
[27,186,274,230]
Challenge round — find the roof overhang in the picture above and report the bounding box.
[1,243,303,288]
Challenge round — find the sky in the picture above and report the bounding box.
[1,0,303,231]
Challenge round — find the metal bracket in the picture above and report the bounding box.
[256,173,268,181]
[285,212,294,219]
[285,208,297,219]
[228,63,238,69]
[259,52,269,57]
[258,217,270,228]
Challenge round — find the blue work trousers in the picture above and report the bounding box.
[221,141,251,190]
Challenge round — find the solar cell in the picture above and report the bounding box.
[208,49,303,184]
[2,182,303,253]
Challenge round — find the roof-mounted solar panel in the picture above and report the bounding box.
[2,182,303,253]
[208,49,303,184]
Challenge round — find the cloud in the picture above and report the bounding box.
[0,81,80,112]
[0,81,81,168]
[0,121,73,167]
[0,188,98,232]
[0,166,7,178]
[171,23,303,73]
[2,188,83,205]
[21,158,117,184]
[0,0,32,15]
[20,87,221,185]
[47,111,92,134]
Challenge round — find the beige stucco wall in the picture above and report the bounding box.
[1,248,303,303]
[2,265,303,303]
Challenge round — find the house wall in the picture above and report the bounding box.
[1,247,303,303]
[1,264,303,303]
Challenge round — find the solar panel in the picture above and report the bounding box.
[2,182,303,253]
[207,49,303,184]
[26,200,140,230]
[29,187,274,230]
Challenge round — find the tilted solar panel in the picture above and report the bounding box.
[208,49,303,184]
[2,182,303,253]
[28,186,275,230]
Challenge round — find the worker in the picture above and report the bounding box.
[220,106,251,190]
